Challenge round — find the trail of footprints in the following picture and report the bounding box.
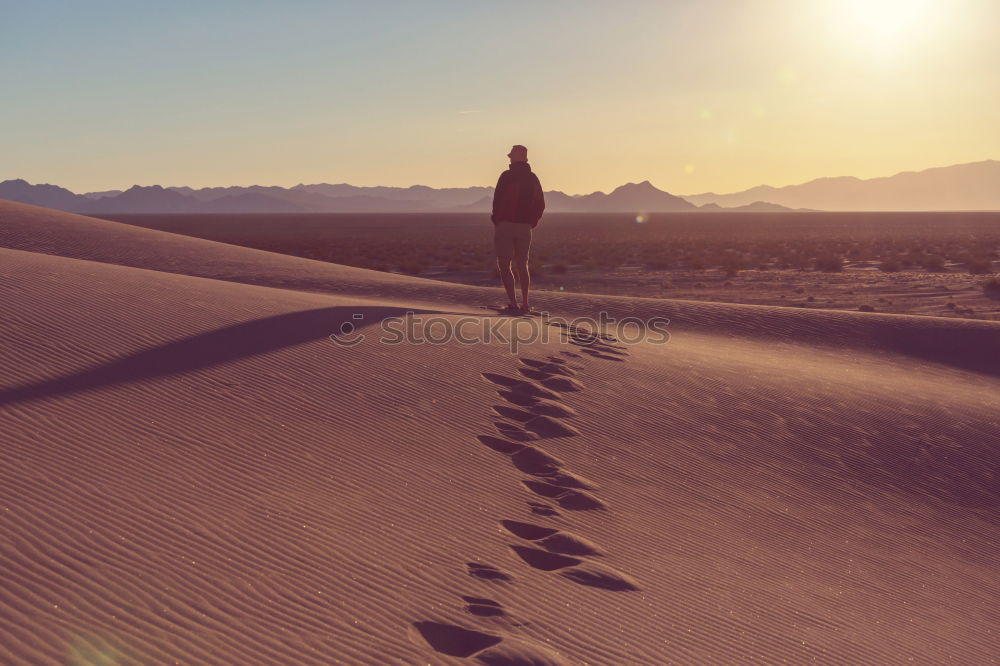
[411,323,636,664]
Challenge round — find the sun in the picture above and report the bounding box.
[824,0,938,57]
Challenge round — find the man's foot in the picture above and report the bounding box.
[501,303,522,314]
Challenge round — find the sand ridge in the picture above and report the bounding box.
[3,198,999,377]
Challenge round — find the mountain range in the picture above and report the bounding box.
[684,160,1000,211]
[1,160,996,215]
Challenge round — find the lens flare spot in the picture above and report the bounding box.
[68,634,126,666]
[777,66,798,85]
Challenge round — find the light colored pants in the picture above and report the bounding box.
[493,221,532,262]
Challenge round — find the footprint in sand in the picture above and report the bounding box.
[461,595,506,618]
[495,389,579,419]
[496,389,537,407]
[492,404,580,428]
[515,367,585,393]
[459,596,530,627]
[467,562,513,582]
[547,324,630,357]
[476,437,598,491]
[539,376,585,392]
[519,358,578,377]
[493,421,538,441]
[409,621,570,665]
[509,447,597,489]
[598,346,630,356]
[500,520,604,557]
[527,501,560,517]
[571,336,627,353]
[518,367,583,386]
[524,415,580,438]
[507,545,640,592]
[478,435,525,455]
[526,400,577,419]
[493,405,535,423]
[491,410,579,439]
[580,348,626,362]
[522,479,606,511]
[482,372,561,401]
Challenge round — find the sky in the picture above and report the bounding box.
[2,0,998,195]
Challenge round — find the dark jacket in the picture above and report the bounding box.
[491,162,545,227]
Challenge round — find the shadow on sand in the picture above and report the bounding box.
[0,305,459,406]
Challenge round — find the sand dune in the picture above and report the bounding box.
[1,200,998,664]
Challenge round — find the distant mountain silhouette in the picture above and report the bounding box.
[454,180,695,213]
[0,178,696,213]
[82,189,123,200]
[197,192,306,214]
[698,201,803,213]
[2,160,996,213]
[293,183,493,209]
[82,185,198,214]
[684,160,1000,211]
[563,181,696,212]
[0,179,83,210]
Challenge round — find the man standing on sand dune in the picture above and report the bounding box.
[491,144,545,314]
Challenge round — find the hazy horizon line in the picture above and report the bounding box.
[7,157,996,199]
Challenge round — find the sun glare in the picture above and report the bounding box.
[825,0,938,57]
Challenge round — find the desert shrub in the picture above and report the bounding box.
[982,277,1000,299]
[813,254,844,272]
[722,257,745,277]
[858,304,875,312]
[719,254,746,277]
[791,254,812,270]
[879,257,902,272]
[967,257,994,274]
[686,253,706,270]
[921,255,947,272]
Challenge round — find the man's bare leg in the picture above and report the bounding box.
[514,259,530,311]
[497,256,518,309]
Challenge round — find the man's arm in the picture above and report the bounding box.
[530,174,545,227]
[491,172,508,224]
